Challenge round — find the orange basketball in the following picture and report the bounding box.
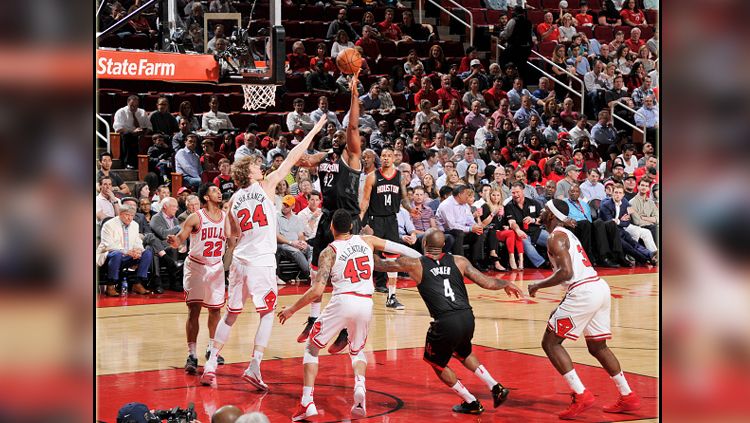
[336,48,363,75]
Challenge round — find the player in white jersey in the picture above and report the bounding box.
[167,183,230,375]
[278,209,421,422]
[528,199,641,419]
[200,115,328,389]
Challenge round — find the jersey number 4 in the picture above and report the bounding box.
[443,279,456,302]
[202,241,223,257]
[237,204,269,231]
[576,245,593,267]
[344,256,371,283]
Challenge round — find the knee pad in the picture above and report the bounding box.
[350,349,367,365]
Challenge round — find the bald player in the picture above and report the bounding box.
[528,199,640,419]
[373,229,523,414]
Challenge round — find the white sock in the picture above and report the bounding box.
[207,339,214,352]
[187,342,196,357]
[354,374,366,389]
[252,349,264,364]
[563,369,585,394]
[451,381,477,403]
[310,301,321,319]
[388,285,396,296]
[302,386,314,405]
[209,318,232,363]
[611,371,632,395]
[474,365,498,389]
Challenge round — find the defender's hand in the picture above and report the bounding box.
[504,282,523,299]
[277,307,294,325]
[528,283,539,298]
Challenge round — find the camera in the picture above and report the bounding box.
[147,403,196,423]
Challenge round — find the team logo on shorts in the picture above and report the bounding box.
[554,317,575,338]
[264,290,277,310]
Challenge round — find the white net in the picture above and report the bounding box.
[241,84,278,111]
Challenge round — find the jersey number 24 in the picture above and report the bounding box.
[237,204,269,231]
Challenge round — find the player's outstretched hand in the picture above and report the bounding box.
[528,283,539,298]
[360,224,374,236]
[312,114,327,134]
[277,307,294,325]
[504,282,523,298]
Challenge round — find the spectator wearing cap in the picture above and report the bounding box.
[460,60,491,92]
[622,174,638,201]
[555,164,582,199]
[504,182,549,268]
[436,185,487,268]
[617,143,639,174]
[605,161,626,185]
[286,98,315,134]
[97,204,153,296]
[590,110,617,153]
[565,184,625,268]
[175,134,202,190]
[580,168,606,201]
[277,195,312,281]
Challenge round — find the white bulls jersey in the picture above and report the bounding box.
[329,235,374,296]
[551,227,599,290]
[188,209,227,265]
[231,183,278,266]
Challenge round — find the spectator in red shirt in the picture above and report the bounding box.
[484,77,508,111]
[442,99,465,129]
[625,27,645,52]
[293,179,313,213]
[408,63,426,94]
[355,25,381,61]
[414,76,439,111]
[537,12,560,42]
[458,46,479,74]
[575,1,595,26]
[633,155,658,184]
[200,139,226,172]
[309,42,336,74]
[435,74,461,112]
[376,8,404,42]
[620,0,648,27]
[287,41,309,75]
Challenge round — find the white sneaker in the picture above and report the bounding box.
[292,401,318,421]
[242,360,269,391]
[200,360,217,387]
[351,385,367,417]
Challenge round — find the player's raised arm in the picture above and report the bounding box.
[454,255,523,298]
[264,115,327,192]
[166,212,201,248]
[297,151,328,168]
[361,234,421,258]
[528,231,573,297]
[359,171,375,220]
[278,246,335,324]
[344,71,362,168]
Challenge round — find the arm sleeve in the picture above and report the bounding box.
[383,240,421,258]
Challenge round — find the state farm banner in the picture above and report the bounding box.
[96,50,219,82]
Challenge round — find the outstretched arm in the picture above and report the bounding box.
[454,255,522,298]
[278,246,335,324]
[344,71,362,169]
[373,255,422,282]
[166,212,200,248]
[264,116,327,193]
[528,232,573,297]
[298,151,328,168]
[362,234,421,258]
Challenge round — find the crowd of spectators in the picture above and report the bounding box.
[97,0,659,293]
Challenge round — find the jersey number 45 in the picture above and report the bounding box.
[344,256,371,283]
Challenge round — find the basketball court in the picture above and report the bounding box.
[96,267,658,422]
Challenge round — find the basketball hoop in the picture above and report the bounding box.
[241,83,278,111]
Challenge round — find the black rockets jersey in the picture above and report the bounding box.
[368,168,401,217]
[318,153,361,213]
[418,254,472,318]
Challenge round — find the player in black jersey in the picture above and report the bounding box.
[293,72,365,354]
[374,229,523,414]
[360,146,413,310]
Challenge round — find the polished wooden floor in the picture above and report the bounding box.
[96,268,659,422]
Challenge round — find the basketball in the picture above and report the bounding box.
[336,48,363,75]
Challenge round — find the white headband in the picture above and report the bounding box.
[546,200,568,221]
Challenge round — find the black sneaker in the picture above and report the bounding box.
[452,400,484,414]
[491,383,510,408]
[328,329,349,354]
[205,349,225,365]
[386,294,405,310]
[374,285,388,293]
[185,355,198,374]
[297,316,317,343]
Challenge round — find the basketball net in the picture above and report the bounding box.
[241,84,278,111]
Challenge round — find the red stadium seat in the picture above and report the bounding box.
[594,26,614,43]
[576,25,593,39]
[640,25,655,41]
[537,41,558,57]
[485,9,505,24]
[528,10,545,25]
[587,0,602,11]
[378,40,398,58]
[468,9,488,26]
[526,0,543,9]
[645,9,658,25]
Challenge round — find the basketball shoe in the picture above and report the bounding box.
[603,392,641,413]
[386,294,405,310]
[297,317,317,343]
[200,361,217,387]
[184,355,198,374]
[328,329,349,354]
[491,383,510,408]
[452,400,484,414]
[558,389,595,419]
[205,349,225,365]
[242,360,269,392]
[292,401,318,422]
[351,385,367,417]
